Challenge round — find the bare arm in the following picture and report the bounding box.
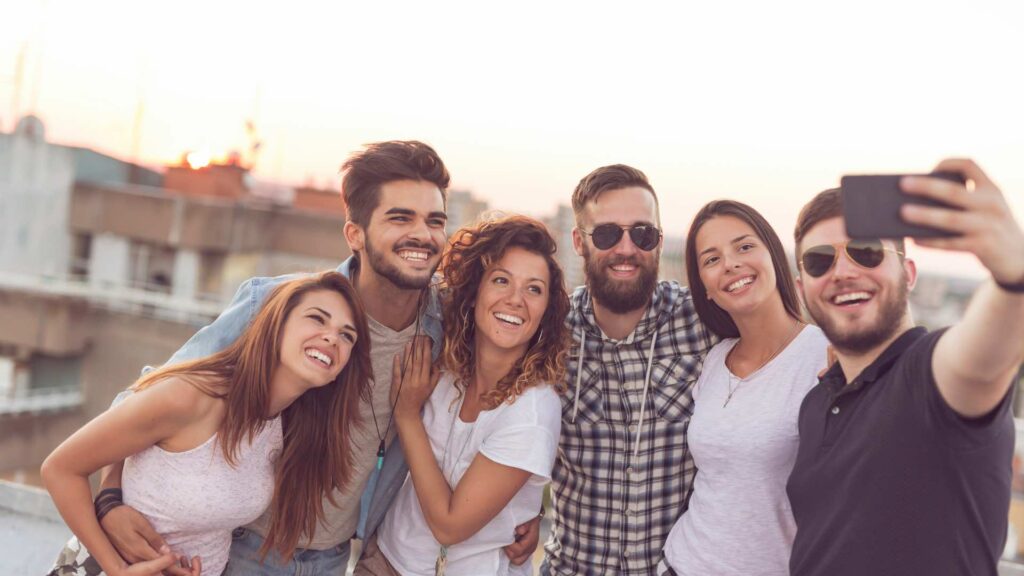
[391,338,534,547]
[41,379,203,576]
[100,278,264,570]
[901,159,1024,417]
[396,416,533,546]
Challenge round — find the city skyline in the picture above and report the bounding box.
[3,0,1022,278]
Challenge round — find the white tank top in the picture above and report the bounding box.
[122,416,282,575]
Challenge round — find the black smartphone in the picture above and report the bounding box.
[840,171,967,239]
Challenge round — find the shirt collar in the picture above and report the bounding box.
[571,283,666,345]
[822,326,928,397]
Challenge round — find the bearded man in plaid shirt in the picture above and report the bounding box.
[540,165,714,575]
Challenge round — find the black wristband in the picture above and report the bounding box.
[96,499,123,522]
[94,488,124,522]
[95,488,123,502]
[996,279,1024,293]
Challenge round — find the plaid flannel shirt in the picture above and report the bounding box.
[545,280,714,575]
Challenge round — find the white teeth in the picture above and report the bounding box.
[494,312,525,326]
[726,277,754,292]
[833,292,872,305]
[305,349,332,366]
[398,250,429,261]
[611,265,635,271]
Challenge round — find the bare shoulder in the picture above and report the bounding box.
[123,374,224,426]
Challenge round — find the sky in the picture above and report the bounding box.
[2,0,1022,277]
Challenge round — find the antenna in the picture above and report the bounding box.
[9,43,27,127]
[245,86,263,171]
[28,0,50,114]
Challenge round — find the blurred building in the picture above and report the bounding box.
[543,204,584,291]
[0,117,352,490]
[660,234,686,286]
[446,189,490,233]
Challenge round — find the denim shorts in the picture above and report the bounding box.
[223,527,351,576]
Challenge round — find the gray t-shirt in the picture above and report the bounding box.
[247,315,420,549]
[663,325,828,575]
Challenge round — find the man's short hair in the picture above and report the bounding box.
[794,187,905,266]
[340,140,451,228]
[571,164,658,225]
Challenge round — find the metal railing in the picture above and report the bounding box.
[0,386,82,415]
[0,272,225,325]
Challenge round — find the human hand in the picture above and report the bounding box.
[901,159,1024,286]
[504,513,541,566]
[111,545,199,576]
[391,336,439,420]
[101,505,194,575]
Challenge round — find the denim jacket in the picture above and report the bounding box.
[160,256,444,543]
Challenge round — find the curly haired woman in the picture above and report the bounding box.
[355,215,570,576]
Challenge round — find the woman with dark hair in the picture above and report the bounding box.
[43,271,372,576]
[660,201,829,575]
[356,215,570,576]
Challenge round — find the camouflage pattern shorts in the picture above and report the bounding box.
[47,535,105,576]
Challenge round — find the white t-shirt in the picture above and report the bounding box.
[378,372,561,576]
[663,325,829,576]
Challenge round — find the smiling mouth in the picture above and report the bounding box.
[305,348,333,367]
[607,262,639,277]
[494,312,525,326]
[725,276,755,292]
[831,291,873,307]
[397,249,431,262]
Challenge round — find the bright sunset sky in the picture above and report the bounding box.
[2,0,1022,276]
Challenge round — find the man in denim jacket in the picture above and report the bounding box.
[93,141,540,574]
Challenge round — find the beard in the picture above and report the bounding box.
[363,236,439,290]
[807,279,909,355]
[582,243,659,314]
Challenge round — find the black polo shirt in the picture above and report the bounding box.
[787,327,1015,576]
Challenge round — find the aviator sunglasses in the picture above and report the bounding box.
[800,239,904,278]
[581,223,662,251]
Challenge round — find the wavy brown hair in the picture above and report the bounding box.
[440,215,570,408]
[131,271,372,560]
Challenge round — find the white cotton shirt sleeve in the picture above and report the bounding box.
[479,387,561,480]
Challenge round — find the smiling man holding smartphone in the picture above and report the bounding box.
[786,159,1024,575]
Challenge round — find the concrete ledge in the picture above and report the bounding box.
[0,478,62,521]
[0,480,71,574]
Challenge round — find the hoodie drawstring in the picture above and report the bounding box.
[632,327,658,459]
[571,326,660,461]
[572,328,586,424]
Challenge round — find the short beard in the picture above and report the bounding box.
[363,236,438,290]
[582,243,659,314]
[809,280,909,355]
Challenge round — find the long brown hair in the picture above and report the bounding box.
[440,215,570,408]
[131,271,372,559]
[684,200,801,338]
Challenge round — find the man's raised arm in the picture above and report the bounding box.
[901,159,1024,418]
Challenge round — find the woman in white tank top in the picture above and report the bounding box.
[354,216,570,576]
[42,271,373,576]
[660,201,830,576]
